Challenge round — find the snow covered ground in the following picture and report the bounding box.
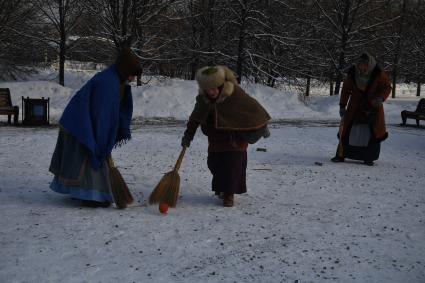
[0,68,424,282]
[0,124,424,282]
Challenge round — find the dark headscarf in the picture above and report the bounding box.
[115,48,142,82]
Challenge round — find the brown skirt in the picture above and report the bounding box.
[207,151,247,195]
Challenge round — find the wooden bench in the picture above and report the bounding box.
[401,98,425,126]
[0,88,19,125]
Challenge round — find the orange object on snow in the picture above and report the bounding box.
[159,203,168,214]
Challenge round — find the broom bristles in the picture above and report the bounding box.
[110,167,134,209]
[149,147,186,208]
[149,170,180,207]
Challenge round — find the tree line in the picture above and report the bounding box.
[0,0,424,97]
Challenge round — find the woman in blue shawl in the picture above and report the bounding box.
[49,48,141,207]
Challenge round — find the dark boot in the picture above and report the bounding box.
[81,200,111,208]
[364,160,374,166]
[223,194,234,207]
[215,191,224,199]
[331,156,345,162]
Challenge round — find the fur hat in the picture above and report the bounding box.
[195,65,238,91]
[357,52,376,68]
[358,52,370,64]
[355,52,377,75]
[115,47,142,81]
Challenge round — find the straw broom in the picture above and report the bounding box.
[109,157,134,209]
[149,147,186,207]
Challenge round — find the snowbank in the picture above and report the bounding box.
[0,68,422,124]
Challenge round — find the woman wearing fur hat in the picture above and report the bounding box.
[181,65,271,207]
[49,48,142,207]
[331,52,392,166]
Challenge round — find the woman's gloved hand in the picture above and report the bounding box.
[181,135,191,147]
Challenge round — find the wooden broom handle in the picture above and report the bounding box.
[108,156,115,168]
[174,147,187,171]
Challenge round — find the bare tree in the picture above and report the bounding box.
[389,0,408,98]
[184,0,220,78]
[84,1,178,52]
[4,0,423,96]
[29,0,85,86]
[311,0,397,95]
[402,0,425,96]
[83,0,181,84]
[216,0,269,82]
[0,0,37,79]
[243,0,299,86]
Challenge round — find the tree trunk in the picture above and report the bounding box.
[392,75,397,98]
[333,2,350,96]
[306,76,311,96]
[235,5,246,84]
[58,1,66,86]
[334,49,346,96]
[135,3,142,86]
[121,0,130,45]
[334,79,342,96]
[392,0,407,98]
[59,42,65,86]
[330,80,334,96]
[190,7,201,80]
[236,29,245,84]
[418,82,421,97]
[207,0,215,65]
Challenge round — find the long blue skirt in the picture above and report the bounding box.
[49,129,113,203]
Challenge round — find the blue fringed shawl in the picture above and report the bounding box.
[59,65,133,170]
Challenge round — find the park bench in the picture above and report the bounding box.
[401,98,425,126]
[0,88,19,125]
